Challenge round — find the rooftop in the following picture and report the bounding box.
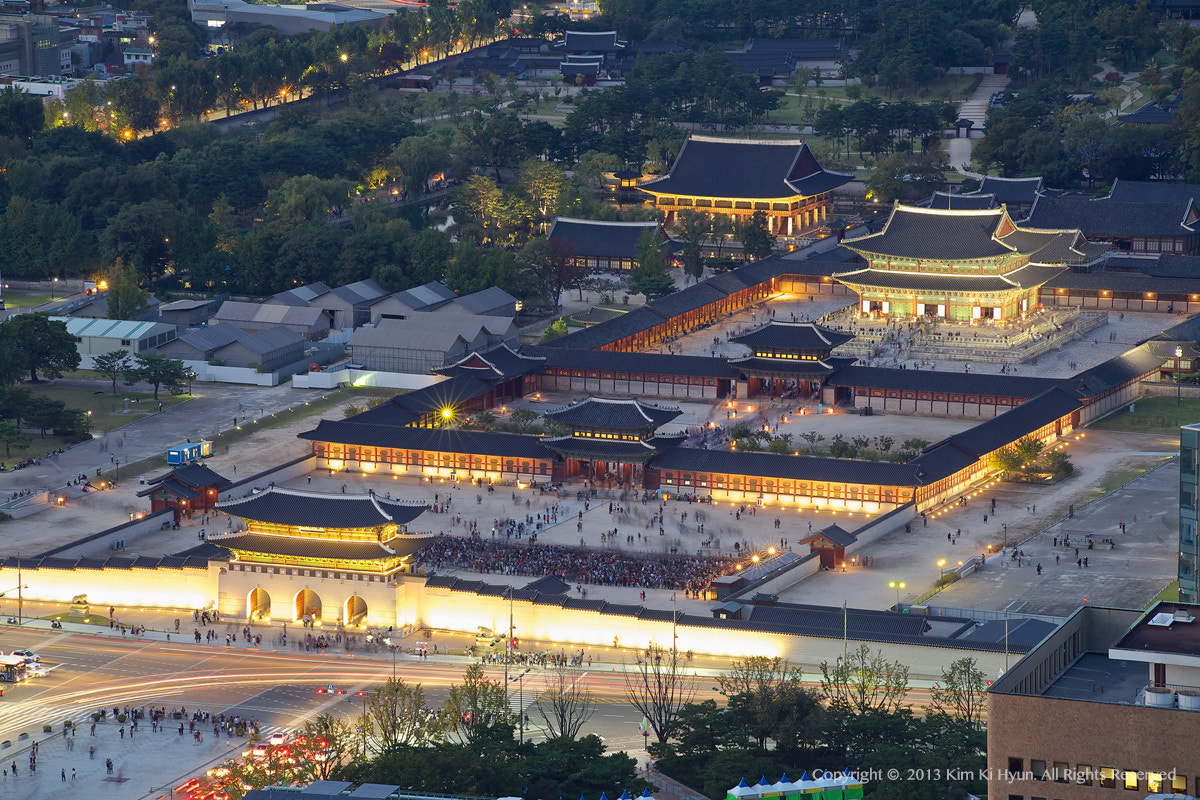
[215,487,428,529]
[1111,602,1200,661]
[546,217,664,260]
[544,396,683,431]
[639,135,851,200]
[50,316,175,340]
[731,321,854,351]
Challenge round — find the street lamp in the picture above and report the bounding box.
[355,690,368,756]
[888,580,905,608]
[1177,346,1184,405]
[937,558,947,578]
[510,668,530,744]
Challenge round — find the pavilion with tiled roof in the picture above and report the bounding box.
[433,344,545,403]
[211,486,433,622]
[837,204,1099,323]
[137,463,232,521]
[639,135,852,236]
[543,396,684,485]
[730,322,857,397]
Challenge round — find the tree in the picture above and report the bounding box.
[799,430,825,453]
[1013,436,1045,464]
[989,446,1023,477]
[365,679,441,753]
[299,713,354,780]
[540,318,569,342]
[630,229,674,300]
[820,644,910,716]
[622,642,696,745]
[92,351,132,394]
[391,135,452,198]
[929,657,987,729]
[0,420,31,457]
[0,86,45,141]
[25,395,67,437]
[0,314,80,383]
[106,258,150,321]
[123,353,188,400]
[677,209,707,282]
[736,211,775,260]
[535,661,597,740]
[444,663,512,743]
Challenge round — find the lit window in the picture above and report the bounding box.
[1124,770,1139,791]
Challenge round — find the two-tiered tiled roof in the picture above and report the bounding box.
[216,487,427,528]
[639,135,852,200]
[731,321,854,351]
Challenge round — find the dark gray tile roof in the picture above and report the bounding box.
[925,387,1081,459]
[833,265,1065,293]
[533,347,742,378]
[732,321,854,351]
[299,421,558,460]
[927,191,997,210]
[827,365,1072,398]
[1071,342,1166,397]
[639,135,850,200]
[561,30,623,52]
[136,477,200,500]
[976,176,1043,205]
[1119,103,1176,125]
[547,217,664,260]
[208,531,431,561]
[1043,270,1200,295]
[145,463,232,490]
[650,447,926,486]
[730,357,844,376]
[347,375,494,427]
[544,396,682,430]
[1026,195,1196,238]
[742,37,847,58]
[540,307,668,350]
[216,487,428,528]
[647,282,727,317]
[803,523,856,547]
[1146,254,1200,277]
[234,325,304,357]
[1108,178,1200,205]
[523,575,572,594]
[845,206,1015,260]
[435,344,545,380]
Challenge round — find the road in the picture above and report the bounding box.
[0,629,654,799]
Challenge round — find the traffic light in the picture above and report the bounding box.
[336,689,345,695]
[317,688,326,694]
[356,691,365,697]
[511,638,519,648]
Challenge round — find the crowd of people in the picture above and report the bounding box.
[416,534,734,594]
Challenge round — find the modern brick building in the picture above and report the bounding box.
[987,602,1200,800]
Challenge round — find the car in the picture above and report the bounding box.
[250,744,268,758]
[268,732,286,745]
[25,664,48,678]
[11,650,38,662]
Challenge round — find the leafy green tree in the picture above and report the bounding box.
[268,175,353,222]
[25,395,67,437]
[300,713,354,781]
[106,258,150,321]
[677,209,707,282]
[0,420,31,457]
[540,318,569,342]
[630,229,674,300]
[0,86,45,140]
[1,314,80,383]
[799,430,824,453]
[391,135,452,198]
[1013,436,1045,463]
[929,657,988,729]
[444,663,513,744]
[365,679,441,753]
[736,211,774,260]
[123,353,188,400]
[92,351,132,393]
[820,644,910,717]
[989,446,1023,477]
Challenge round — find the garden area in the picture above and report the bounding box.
[1088,396,1200,434]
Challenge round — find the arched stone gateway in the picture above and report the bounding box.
[294,589,322,622]
[248,588,271,620]
[345,595,367,626]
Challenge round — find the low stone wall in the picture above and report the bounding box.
[36,509,175,558]
[0,560,219,610]
[223,455,317,500]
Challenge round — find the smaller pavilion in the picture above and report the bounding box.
[542,396,685,486]
[434,344,546,405]
[211,487,431,623]
[730,321,856,398]
[137,463,232,522]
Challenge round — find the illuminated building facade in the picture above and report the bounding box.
[838,204,1099,323]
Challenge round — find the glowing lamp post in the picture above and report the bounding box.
[1177,347,1184,405]
[937,558,947,578]
[888,580,906,607]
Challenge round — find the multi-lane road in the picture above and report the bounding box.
[0,628,654,799]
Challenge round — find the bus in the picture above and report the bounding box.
[0,655,27,683]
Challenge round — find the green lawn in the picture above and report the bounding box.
[2,292,62,309]
[1149,581,1180,607]
[35,386,189,434]
[1088,395,1200,434]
